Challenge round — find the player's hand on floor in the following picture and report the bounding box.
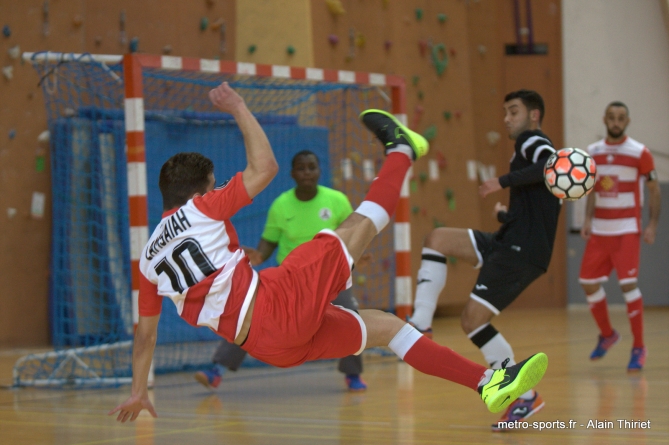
[108,394,157,423]
[209,82,245,114]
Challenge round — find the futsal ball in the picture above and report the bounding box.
[544,148,597,201]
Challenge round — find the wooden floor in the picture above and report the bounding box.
[0,307,667,444]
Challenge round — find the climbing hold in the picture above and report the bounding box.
[8,45,20,59]
[486,131,501,146]
[8,129,16,139]
[2,66,14,80]
[129,37,139,53]
[328,34,339,45]
[72,15,84,27]
[94,35,102,46]
[356,274,367,286]
[211,17,225,31]
[419,172,428,183]
[415,8,423,20]
[431,43,448,76]
[418,40,428,57]
[355,32,365,48]
[200,17,209,31]
[248,44,257,54]
[412,75,419,86]
[326,0,346,16]
[449,47,457,57]
[2,25,10,38]
[418,91,424,100]
[478,45,487,55]
[287,45,295,55]
[162,45,173,55]
[384,40,392,50]
[410,179,417,193]
[443,111,452,121]
[435,151,447,169]
[412,206,420,215]
[438,13,448,23]
[422,125,437,141]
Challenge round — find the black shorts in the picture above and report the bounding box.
[469,230,545,314]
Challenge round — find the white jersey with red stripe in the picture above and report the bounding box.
[138,172,257,342]
[587,136,655,236]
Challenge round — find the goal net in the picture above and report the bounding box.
[14,52,406,387]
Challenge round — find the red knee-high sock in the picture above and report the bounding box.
[587,289,613,337]
[362,152,411,216]
[624,289,644,348]
[404,336,487,390]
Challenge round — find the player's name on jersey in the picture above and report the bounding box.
[145,209,192,260]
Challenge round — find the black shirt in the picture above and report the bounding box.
[495,130,562,270]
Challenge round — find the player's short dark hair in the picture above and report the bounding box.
[504,89,545,124]
[291,150,319,168]
[606,101,629,116]
[159,152,214,210]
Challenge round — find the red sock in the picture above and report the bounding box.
[403,336,487,391]
[626,298,644,348]
[587,295,613,338]
[362,152,411,216]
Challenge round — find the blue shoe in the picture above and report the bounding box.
[345,374,368,392]
[491,392,545,432]
[590,330,620,360]
[194,367,222,389]
[627,347,646,372]
[406,316,433,339]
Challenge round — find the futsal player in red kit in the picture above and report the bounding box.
[580,101,661,371]
[110,82,548,422]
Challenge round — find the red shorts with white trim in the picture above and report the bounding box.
[241,231,365,368]
[579,233,640,285]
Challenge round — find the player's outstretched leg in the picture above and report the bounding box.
[361,310,548,414]
[335,111,429,262]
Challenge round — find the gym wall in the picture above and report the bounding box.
[0,0,564,347]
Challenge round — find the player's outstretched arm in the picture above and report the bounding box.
[208,82,278,199]
[108,315,160,422]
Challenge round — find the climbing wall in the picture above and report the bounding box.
[0,0,236,347]
[0,0,565,347]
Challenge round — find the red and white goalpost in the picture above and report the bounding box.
[15,51,415,387]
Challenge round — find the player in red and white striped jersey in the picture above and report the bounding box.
[579,101,661,371]
[110,82,549,423]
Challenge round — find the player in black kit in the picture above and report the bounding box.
[406,90,561,430]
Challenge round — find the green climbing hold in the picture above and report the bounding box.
[431,43,448,76]
[422,125,437,141]
[248,44,257,54]
[287,45,295,55]
[415,8,423,20]
[200,17,209,31]
[438,13,448,23]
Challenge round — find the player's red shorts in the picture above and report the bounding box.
[579,233,641,285]
[241,230,366,368]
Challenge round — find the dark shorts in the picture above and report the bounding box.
[469,230,545,314]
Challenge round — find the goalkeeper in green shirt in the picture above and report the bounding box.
[195,150,368,391]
